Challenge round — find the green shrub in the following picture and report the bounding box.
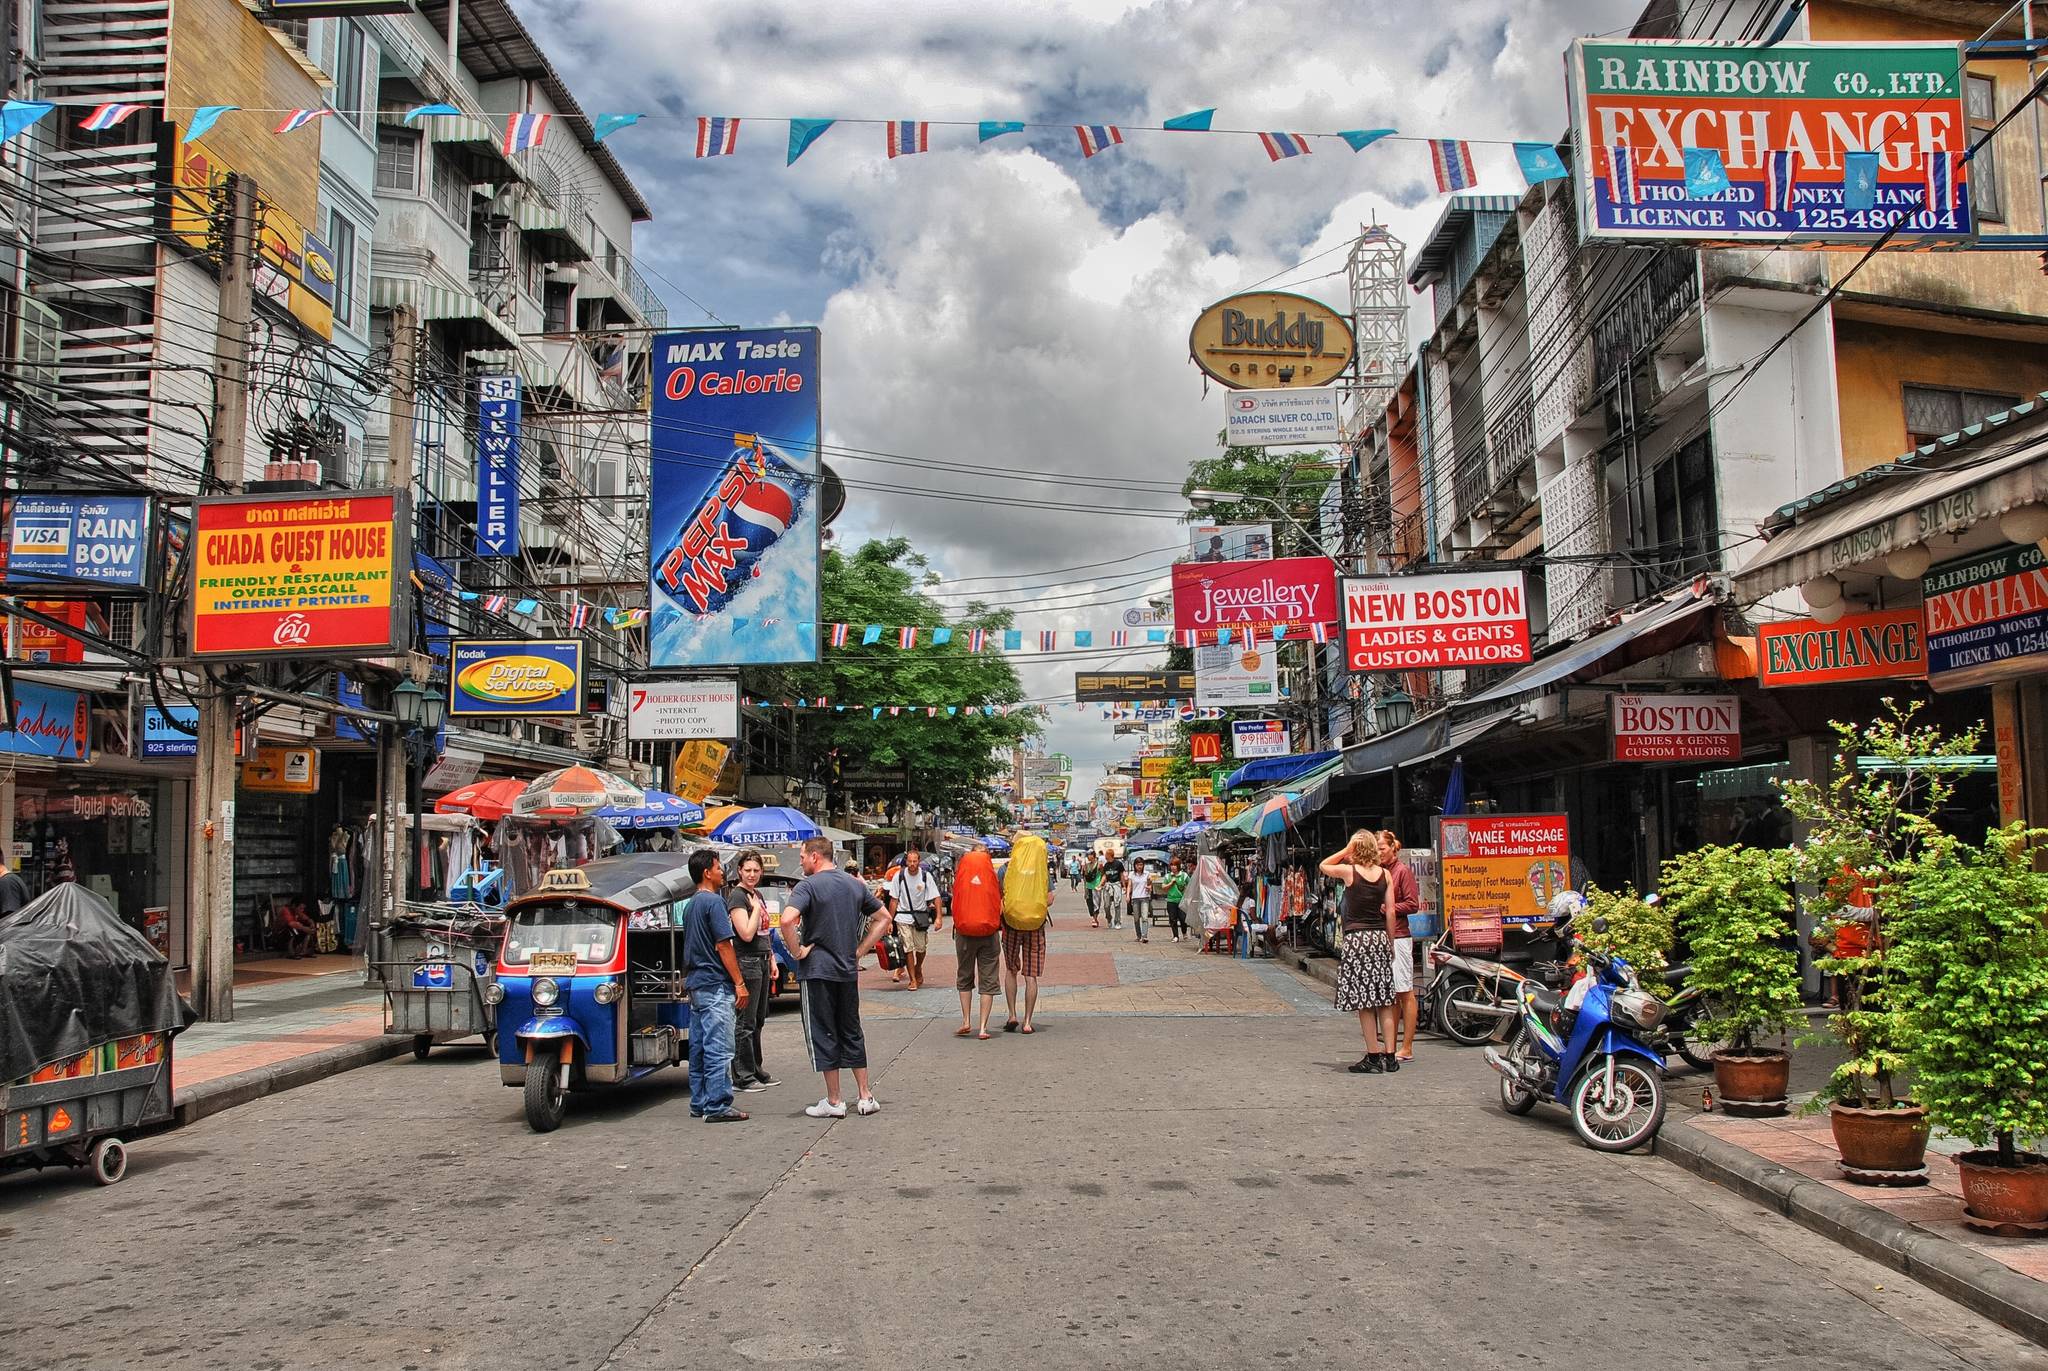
[1661,844,1801,1054]
[1578,883,1673,985]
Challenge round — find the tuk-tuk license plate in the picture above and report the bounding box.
[528,952,579,974]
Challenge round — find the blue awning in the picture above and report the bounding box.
[1223,750,1339,793]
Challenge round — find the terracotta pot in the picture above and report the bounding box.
[1956,1150,2048,1227]
[1712,1048,1791,1112]
[1829,1100,1931,1175]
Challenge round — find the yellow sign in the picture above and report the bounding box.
[190,492,402,657]
[171,138,335,340]
[1224,802,1249,819]
[1189,779,1214,800]
[673,740,730,804]
[1187,290,1354,391]
[1139,757,1171,779]
[1436,815,1572,929]
[241,746,319,794]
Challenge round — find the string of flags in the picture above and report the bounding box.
[802,621,1334,651]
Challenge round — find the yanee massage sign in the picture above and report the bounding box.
[189,492,406,658]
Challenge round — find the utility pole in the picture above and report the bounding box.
[376,308,420,942]
[189,173,258,1022]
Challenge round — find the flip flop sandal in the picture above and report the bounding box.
[1003,1021,1020,1032]
[976,1031,992,1040]
[953,1027,974,1037]
[1020,1025,1035,1034]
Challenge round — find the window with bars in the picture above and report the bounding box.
[431,149,469,222]
[1967,75,2002,223]
[1903,383,2021,447]
[376,128,419,192]
[328,211,358,333]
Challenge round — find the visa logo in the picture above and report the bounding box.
[12,523,68,551]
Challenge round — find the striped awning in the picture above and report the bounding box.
[379,110,523,183]
[370,276,521,350]
[515,199,592,262]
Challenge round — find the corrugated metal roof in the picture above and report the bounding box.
[1771,390,2048,526]
[1407,195,1521,285]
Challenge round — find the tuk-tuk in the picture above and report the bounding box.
[488,854,703,1132]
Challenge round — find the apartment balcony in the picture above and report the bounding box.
[578,241,667,329]
[1593,245,1699,383]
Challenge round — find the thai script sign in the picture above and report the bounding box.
[1341,570,1533,671]
[4,494,151,587]
[475,374,521,557]
[1610,693,1742,762]
[190,491,405,658]
[1921,542,2048,691]
[449,640,584,717]
[1172,556,1336,636]
[1224,388,1342,447]
[1757,607,1924,687]
[1436,814,1572,929]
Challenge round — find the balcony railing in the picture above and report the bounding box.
[1593,245,1698,382]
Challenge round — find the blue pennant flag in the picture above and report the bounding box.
[861,624,882,645]
[1146,629,1167,643]
[931,626,953,646]
[1843,150,1879,211]
[1514,141,1568,184]
[787,117,833,164]
[873,707,883,719]
[1074,629,1093,647]
[1217,628,1233,645]
[185,105,238,143]
[592,113,642,142]
[404,103,461,124]
[979,120,1026,142]
[458,589,479,601]
[513,598,538,615]
[732,618,750,632]
[947,707,958,716]
[1002,629,1023,651]
[1163,108,1214,132]
[1683,146,1732,199]
[1339,128,1396,152]
[0,100,54,145]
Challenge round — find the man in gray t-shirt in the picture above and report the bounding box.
[780,837,888,1119]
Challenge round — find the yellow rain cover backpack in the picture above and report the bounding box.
[1001,834,1050,931]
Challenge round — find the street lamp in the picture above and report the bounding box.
[1188,489,1344,564]
[1372,687,1415,735]
[391,679,449,900]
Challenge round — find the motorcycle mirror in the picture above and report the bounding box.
[1591,916,1609,933]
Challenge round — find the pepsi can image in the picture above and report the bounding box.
[653,434,812,615]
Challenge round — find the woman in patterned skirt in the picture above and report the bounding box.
[1320,831,1399,1074]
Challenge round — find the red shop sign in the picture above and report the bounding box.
[1341,570,1533,672]
[1609,693,1742,762]
[1171,556,1336,636]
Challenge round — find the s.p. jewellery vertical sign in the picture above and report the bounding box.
[476,374,521,557]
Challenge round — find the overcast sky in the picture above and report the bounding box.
[531,0,1640,803]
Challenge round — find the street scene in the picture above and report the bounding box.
[6,0,2048,1367]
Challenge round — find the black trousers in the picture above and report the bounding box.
[734,955,772,1082]
[1167,901,1188,938]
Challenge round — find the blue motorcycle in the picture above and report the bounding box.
[1485,918,1669,1152]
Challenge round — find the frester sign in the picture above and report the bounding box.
[1341,571,1532,671]
[1757,607,1924,687]
[1610,693,1742,762]
[1172,556,1336,637]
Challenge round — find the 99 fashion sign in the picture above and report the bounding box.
[189,492,406,658]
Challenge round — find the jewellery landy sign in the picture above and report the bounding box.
[1171,556,1336,636]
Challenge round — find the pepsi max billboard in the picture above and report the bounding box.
[648,327,821,667]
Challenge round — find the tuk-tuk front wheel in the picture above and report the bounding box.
[412,1034,433,1061]
[523,1047,568,1132]
[89,1137,127,1185]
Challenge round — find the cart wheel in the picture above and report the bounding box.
[483,1030,498,1055]
[89,1137,127,1186]
[412,1035,433,1061]
[524,1048,568,1133]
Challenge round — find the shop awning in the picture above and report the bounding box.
[1461,588,1711,708]
[1285,756,1348,820]
[370,276,521,350]
[515,198,593,262]
[380,110,524,185]
[1222,750,1339,793]
[1732,428,2048,600]
[1341,706,1512,778]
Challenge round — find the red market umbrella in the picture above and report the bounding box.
[433,777,526,821]
[512,765,644,818]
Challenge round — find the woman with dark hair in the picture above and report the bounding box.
[1319,831,1398,1073]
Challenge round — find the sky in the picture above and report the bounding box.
[530,0,1641,805]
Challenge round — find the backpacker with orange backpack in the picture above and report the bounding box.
[950,848,1003,938]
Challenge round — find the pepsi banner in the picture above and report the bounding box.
[649,326,821,667]
[476,375,521,557]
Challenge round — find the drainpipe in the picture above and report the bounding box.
[1415,339,1439,565]
[445,0,460,83]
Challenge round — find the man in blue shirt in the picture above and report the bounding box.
[683,848,751,1123]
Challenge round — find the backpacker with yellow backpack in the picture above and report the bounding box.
[1001,833,1051,932]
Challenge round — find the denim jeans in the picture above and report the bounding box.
[688,986,737,1117]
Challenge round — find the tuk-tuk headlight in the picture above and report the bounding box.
[483,982,505,1006]
[593,979,622,1005]
[531,976,561,1007]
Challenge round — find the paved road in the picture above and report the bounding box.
[4,925,2042,1371]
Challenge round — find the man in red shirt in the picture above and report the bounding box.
[1379,831,1423,1062]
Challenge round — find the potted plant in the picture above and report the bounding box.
[1777,700,1983,1180]
[1661,844,1801,1114]
[1577,883,1673,983]
[1887,824,2048,1232]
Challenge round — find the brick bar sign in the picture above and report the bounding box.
[1341,570,1533,671]
[1609,693,1741,762]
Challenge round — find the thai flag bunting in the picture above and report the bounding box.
[1075,124,1123,158]
[503,111,550,156]
[830,622,848,646]
[1767,149,1798,213]
[696,116,740,157]
[1039,630,1057,651]
[1430,139,1476,192]
[899,626,919,649]
[570,602,590,630]
[1311,622,1330,644]
[275,108,331,134]
[1111,630,1129,647]
[927,707,938,717]
[79,103,144,131]
[968,628,988,653]
[1923,150,1956,211]
[1607,146,1639,204]
[886,120,929,158]
[484,594,507,613]
[1259,132,1311,161]
[1180,630,1199,647]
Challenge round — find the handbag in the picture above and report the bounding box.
[896,872,934,931]
[876,930,907,971]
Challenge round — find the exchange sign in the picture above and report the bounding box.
[1610,694,1742,762]
[1341,571,1532,672]
[189,491,405,658]
[448,640,584,717]
[1921,543,2048,691]
[1568,39,1974,243]
[1172,556,1336,638]
[4,494,152,587]
[1756,607,1924,688]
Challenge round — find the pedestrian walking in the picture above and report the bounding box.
[1100,853,1125,929]
[1378,831,1422,1062]
[1319,832,1399,1074]
[726,850,777,1092]
[780,837,890,1117]
[884,848,944,991]
[1083,856,1104,925]
[1124,859,1153,943]
[999,831,1054,1034]
[0,858,27,916]
[682,848,751,1122]
[949,844,1004,1039]
[1163,858,1190,942]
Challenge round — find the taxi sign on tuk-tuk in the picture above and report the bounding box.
[539,868,591,892]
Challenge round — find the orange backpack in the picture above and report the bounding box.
[950,850,1003,938]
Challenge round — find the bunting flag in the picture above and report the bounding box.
[830,622,849,647]
[1039,630,1058,651]
[484,594,507,613]
[569,602,590,630]
[275,108,331,135]
[899,625,919,649]
[1074,630,1094,648]
[862,624,883,645]
[80,103,144,132]
[1843,150,1879,211]
[592,113,642,142]
[0,100,54,145]
[1164,108,1215,132]
[1258,131,1311,161]
[504,111,551,155]
[1607,145,1640,205]
[1003,630,1023,652]
[1429,138,1476,192]
[1111,630,1129,647]
[1340,128,1396,152]
[1683,146,1731,199]
[696,116,740,157]
[513,598,539,615]
[1147,629,1168,644]
[1310,622,1330,644]
[1075,124,1123,158]
[931,627,953,646]
[1514,141,1568,184]
[788,117,833,164]
[1766,149,1797,212]
[1217,628,1233,645]
[404,103,461,123]
[184,105,238,143]
[978,120,1025,142]
[886,120,929,158]
[968,628,989,653]
[1923,149,1956,212]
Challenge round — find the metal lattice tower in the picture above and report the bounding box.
[1341,222,1408,441]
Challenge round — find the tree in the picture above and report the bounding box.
[1181,440,1334,541]
[748,538,1038,823]
[1661,845,1802,1054]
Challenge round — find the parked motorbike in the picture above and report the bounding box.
[1425,928,1575,1047]
[1645,964,1722,1072]
[1484,917,1670,1152]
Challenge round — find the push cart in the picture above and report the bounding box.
[2,1032,175,1185]
[372,902,504,1059]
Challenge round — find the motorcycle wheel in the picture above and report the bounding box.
[1674,1037,1716,1073]
[1569,1056,1666,1153]
[523,1047,568,1133]
[1497,1043,1539,1116]
[1674,996,1726,1072]
[1436,977,1501,1046]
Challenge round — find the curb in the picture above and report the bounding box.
[1655,1118,2048,1349]
[173,1036,410,1127]
[1280,950,1339,991]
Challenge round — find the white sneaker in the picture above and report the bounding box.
[805,1098,847,1119]
[855,1096,881,1116]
